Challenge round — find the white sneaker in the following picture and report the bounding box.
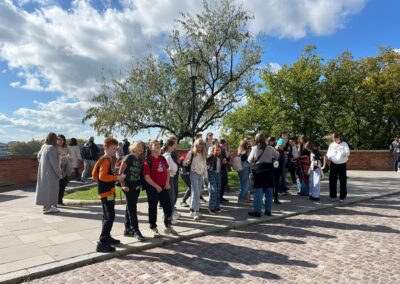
[44,206,60,214]
[193,212,201,220]
[330,198,338,202]
[164,226,174,235]
[173,210,181,218]
[151,227,160,238]
[171,215,179,225]
[339,199,344,203]
[189,211,196,217]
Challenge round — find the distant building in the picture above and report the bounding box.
[0,142,9,156]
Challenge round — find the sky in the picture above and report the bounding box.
[0,0,399,143]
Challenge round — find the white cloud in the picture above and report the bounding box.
[394,48,400,53]
[244,0,365,39]
[0,0,366,141]
[9,81,21,88]
[268,62,282,73]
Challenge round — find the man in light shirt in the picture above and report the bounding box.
[326,133,350,202]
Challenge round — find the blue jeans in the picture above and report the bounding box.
[253,187,273,213]
[238,167,250,201]
[208,171,221,210]
[279,168,288,193]
[190,172,203,212]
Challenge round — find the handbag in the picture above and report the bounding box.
[230,156,243,171]
[250,147,266,176]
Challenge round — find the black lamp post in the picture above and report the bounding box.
[186,57,200,143]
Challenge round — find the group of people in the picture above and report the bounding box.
[390,136,400,172]
[34,130,350,253]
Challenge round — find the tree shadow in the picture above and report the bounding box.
[315,206,399,218]
[0,194,26,202]
[123,252,281,280]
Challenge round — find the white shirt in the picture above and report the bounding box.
[184,151,208,179]
[327,141,350,164]
[163,152,178,177]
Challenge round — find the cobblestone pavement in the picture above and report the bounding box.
[28,194,400,284]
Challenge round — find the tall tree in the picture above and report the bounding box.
[84,0,262,140]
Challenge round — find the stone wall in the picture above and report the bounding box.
[0,151,396,190]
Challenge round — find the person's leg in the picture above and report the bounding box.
[329,163,338,199]
[81,160,89,181]
[190,172,201,212]
[263,187,273,214]
[220,171,227,201]
[215,172,221,209]
[74,168,80,180]
[338,163,347,200]
[238,168,249,202]
[173,174,179,206]
[252,188,263,213]
[181,174,191,203]
[168,177,175,210]
[58,176,68,204]
[273,171,280,202]
[208,171,217,210]
[158,189,172,227]
[394,153,399,172]
[99,196,115,243]
[125,185,140,231]
[313,168,321,198]
[280,168,288,193]
[146,185,158,229]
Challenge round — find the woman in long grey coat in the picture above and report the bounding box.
[35,132,62,213]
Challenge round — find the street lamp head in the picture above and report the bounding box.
[186,57,200,79]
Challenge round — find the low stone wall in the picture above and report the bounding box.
[0,150,395,190]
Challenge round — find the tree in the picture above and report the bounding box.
[84,0,262,141]
[9,139,42,156]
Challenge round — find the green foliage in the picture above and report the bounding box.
[223,46,400,149]
[9,139,43,156]
[84,0,262,141]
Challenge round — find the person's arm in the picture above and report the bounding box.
[326,144,334,161]
[343,142,350,158]
[48,146,62,179]
[247,148,255,163]
[143,161,162,192]
[99,159,121,182]
[184,151,192,166]
[203,159,208,184]
[118,161,129,192]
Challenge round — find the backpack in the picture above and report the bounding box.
[81,144,92,160]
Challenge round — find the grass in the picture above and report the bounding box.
[65,172,241,200]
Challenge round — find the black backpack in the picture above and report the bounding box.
[81,144,92,160]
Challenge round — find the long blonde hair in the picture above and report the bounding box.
[237,140,248,155]
[130,141,145,162]
[192,138,207,159]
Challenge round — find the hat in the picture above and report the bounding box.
[277,138,286,147]
[89,136,94,142]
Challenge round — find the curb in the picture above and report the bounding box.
[2,189,400,284]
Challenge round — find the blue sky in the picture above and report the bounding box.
[0,0,399,143]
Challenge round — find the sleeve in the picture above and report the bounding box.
[273,148,280,160]
[184,151,192,164]
[98,159,117,182]
[343,142,350,157]
[247,148,255,163]
[203,159,208,179]
[326,144,334,160]
[48,146,62,177]
[77,146,82,160]
[143,159,151,176]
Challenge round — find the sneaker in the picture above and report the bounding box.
[196,212,203,217]
[106,237,121,245]
[274,199,281,205]
[215,208,221,212]
[124,228,135,237]
[248,211,262,218]
[96,242,116,253]
[208,208,216,214]
[309,196,320,201]
[189,210,196,217]
[134,230,145,242]
[151,227,160,238]
[193,213,200,221]
[180,200,189,207]
[264,211,272,216]
[171,215,179,225]
[200,196,207,203]
[164,226,174,235]
[339,199,344,203]
[221,198,229,203]
[173,210,181,219]
[44,206,60,214]
[330,198,338,202]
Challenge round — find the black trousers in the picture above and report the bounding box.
[58,176,69,204]
[100,197,115,243]
[146,185,172,229]
[181,174,191,202]
[273,170,280,201]
[220,170,228,200]
[329,163,347,199]
[73,168,81,180]
[124,183,140,231]
[173,174,179,206]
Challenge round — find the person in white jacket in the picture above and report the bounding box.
[326,133,350,202]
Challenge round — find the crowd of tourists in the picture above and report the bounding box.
[34,131,351,253]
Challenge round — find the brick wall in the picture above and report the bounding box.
[0,151,396,189]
